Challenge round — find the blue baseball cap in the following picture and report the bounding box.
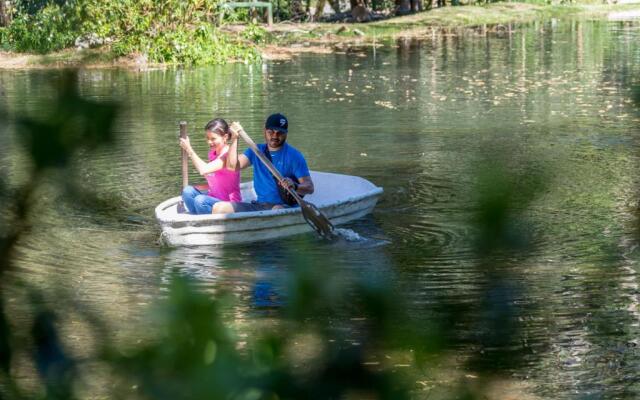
[265,113,288,133]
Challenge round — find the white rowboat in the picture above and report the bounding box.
[155,171,383,246]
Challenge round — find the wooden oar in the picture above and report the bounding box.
[230,122,336,240]
[177,121,188,213]
[180,121,189,188]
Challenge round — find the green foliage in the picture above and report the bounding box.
[3,0,260,64]
[98,273,409,400]
[0,27,8,50]
[0,69,571,399]
[0,72,408,400]
[14,0,68,15]
[77,0,220,37]
[79,0,260,64]
[222,7,251,23]
[112,22,259,65]
[509,0,552,5]
[0,72,117,398]
[371,0,397,12]
[15,74,118,169]
[241,23,269,44]
[6,3,78,53]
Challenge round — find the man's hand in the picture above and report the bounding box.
[229,122,241,141]
[229,125,239,141]
[280,177,297,192]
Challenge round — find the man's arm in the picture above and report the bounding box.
[280,175,314,196]
[225,129,239,171]
[295,176,314,196]
[228,124,252,171]
[238,154,251,170]
[281,150,314,196]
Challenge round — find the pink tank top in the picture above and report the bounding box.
[206,148,241,202]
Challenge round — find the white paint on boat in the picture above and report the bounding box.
[155,171,383,246]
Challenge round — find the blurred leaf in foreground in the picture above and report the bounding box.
[15,72,118,171]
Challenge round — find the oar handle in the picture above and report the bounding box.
[179,121,188,188]
[231,122,303,203]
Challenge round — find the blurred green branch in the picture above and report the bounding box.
[0,70,117,400]
[0,69,566,400]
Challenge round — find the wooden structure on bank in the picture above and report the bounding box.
[220,1,273,25]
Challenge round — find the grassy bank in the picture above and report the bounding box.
[261,2,640,45]
[1,2,639,68]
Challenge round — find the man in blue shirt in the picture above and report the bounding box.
[212,113,315,213]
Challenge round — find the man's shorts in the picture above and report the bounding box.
[231,201,290,213]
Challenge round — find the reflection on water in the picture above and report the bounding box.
[2,19,640,398]
[160,222,392,316]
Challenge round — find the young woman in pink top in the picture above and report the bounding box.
[179,118,241,214]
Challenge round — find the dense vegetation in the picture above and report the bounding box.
[0,0,262,64]
[0,0,611,65]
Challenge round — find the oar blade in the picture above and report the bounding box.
[299,201,335,240]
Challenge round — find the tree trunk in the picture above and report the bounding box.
[396,0,411,15]
[305,0,312,16]
[0,0,11,27]
[314,0,326,20]
[351,5,371,21]
[328,0,340,13]
[290,0,306,20]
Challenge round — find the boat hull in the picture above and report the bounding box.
[155,171,383,246]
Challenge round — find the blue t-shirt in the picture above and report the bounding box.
[244,143,310,204]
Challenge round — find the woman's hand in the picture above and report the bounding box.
[179,136,192,153]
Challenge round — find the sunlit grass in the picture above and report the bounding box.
[264,2,640,44]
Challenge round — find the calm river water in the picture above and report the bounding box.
[2,18,640,399]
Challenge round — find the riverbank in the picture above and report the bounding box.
[1,2,639,68]
[258,2,640,59]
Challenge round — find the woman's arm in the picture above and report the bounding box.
[180,137,224,176]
